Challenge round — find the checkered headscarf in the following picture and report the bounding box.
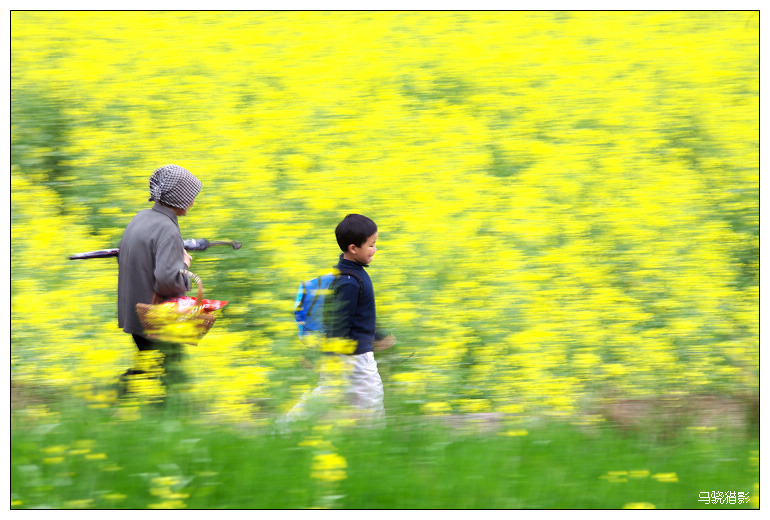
[148,165,202,209]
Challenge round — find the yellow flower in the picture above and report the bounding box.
[85,453,107,460]
[151,476,182,487]
[299,438,331,449]
[500,429,529,437]
[600,471,628,483]
[148,500,187,509]
[150,487,172,497]
[454,398,491,413]
[64,499,95,508]
[624,502,656,509]
[652,472,679,483]
[321,337,357,355]
[687,426,717,433]
[42,445,69,454]
[421,401,452,416]
[498,403,525,415]
[311,452,348,483]
[68,449,91,456]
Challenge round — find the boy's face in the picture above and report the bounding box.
[346,232,378,264]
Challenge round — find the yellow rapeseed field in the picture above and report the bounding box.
[11,11,758,423]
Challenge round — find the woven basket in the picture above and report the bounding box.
[136,270,217,345]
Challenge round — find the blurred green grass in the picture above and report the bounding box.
[10,400,758,509]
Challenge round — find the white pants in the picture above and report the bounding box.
[345,351,385,412]
[285,351,384,424]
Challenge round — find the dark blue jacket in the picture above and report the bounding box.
[324,255,385,355]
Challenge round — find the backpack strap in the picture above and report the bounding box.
[336,269,364,300]
[304,276,327,317]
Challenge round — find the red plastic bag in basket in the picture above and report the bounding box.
[161,296,228,313]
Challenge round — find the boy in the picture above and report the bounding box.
[324,214,396,415]
[284,214,395,425]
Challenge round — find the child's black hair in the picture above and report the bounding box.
[335,214,378,252]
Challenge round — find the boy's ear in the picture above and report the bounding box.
[346,243,357,254]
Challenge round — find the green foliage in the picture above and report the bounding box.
[10,402,759,509]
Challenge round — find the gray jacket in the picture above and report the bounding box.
[118,203,191,336]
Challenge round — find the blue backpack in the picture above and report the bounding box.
[294,270,362,342]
